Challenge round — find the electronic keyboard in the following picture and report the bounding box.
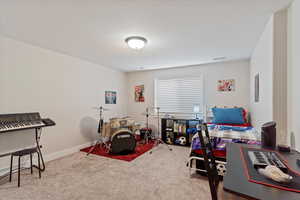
[0,113,55,133]
[248,151,288,173]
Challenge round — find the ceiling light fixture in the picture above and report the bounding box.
[125,36,147,50]
[213,57,227,61]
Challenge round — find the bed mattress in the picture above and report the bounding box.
[191,123,260,158]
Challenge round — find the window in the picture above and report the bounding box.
[155,76,204,116]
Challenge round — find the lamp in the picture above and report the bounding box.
[193,104,201,119]
[125,36,147,50]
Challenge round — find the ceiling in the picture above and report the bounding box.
[0,0,292,71]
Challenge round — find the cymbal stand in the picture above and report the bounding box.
[150,107,172,154]
[141,108,151,144]
[87,106,107,156]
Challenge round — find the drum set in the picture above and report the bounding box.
[87,106,139,155]
[87,106,171,156]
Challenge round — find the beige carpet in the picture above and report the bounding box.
[0,145,244,200]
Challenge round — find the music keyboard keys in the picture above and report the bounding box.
[0,113,46,133]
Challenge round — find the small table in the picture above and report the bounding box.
[223,143,300,200]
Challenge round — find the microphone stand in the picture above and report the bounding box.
[144,108,150,144]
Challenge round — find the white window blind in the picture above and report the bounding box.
[155,76,204,114]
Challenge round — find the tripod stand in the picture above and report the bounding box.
[87,106,108,156]
[149,107,172,154]
[142,107,151,144]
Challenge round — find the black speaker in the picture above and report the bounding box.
[261,121,276,149]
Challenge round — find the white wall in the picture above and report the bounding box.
[273,9,288,145]
[288,0,300,150]
[0,36,128,169]
[250,8,290,146]
[126,60,250,131]
[250,16,274,130]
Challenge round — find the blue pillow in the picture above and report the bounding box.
[212,108,245,124]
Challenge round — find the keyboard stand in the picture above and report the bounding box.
[0,112,55,176]
[0,127,46,172]
[33,128,45,171]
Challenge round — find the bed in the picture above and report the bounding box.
[188,107,261,176]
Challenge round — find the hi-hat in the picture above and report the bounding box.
[141,112,151,116]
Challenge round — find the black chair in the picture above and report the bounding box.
[9,147,41,187]
[198,123,219,200]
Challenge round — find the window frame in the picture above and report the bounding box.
[154,75,205,117]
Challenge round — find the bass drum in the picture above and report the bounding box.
[110,129,136,155]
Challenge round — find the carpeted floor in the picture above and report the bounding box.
[0,145,245,200]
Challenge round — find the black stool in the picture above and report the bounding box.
[9,147,41,187]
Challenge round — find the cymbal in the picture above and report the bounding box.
[148,106,160,109]
[92,106,110,111]
[141,112,157,116]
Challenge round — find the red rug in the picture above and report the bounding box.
[80,141,155,162]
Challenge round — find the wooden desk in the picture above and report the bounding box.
[223,143,300,200]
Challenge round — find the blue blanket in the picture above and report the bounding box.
[208,124,252,132]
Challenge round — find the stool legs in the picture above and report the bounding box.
[30,153,33,174]
[9,155,13,182]
[37,152,41,179]
[18,156,21,187]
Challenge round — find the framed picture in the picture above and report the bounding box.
[255,74,259,102]
[218,79,235,92]
[135,85,145,102]
[105,91,116,104]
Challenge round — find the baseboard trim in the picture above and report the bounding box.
[0,160,28,177]
[0,141,94,176]
[43,141,94,162]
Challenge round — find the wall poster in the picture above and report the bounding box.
[217,79,235,92]
[255,74,259,102]
[105,91,117,104]
[135,85,145,102]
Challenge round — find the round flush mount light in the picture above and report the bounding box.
[125,36,147,50]
[213,57,227,61]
